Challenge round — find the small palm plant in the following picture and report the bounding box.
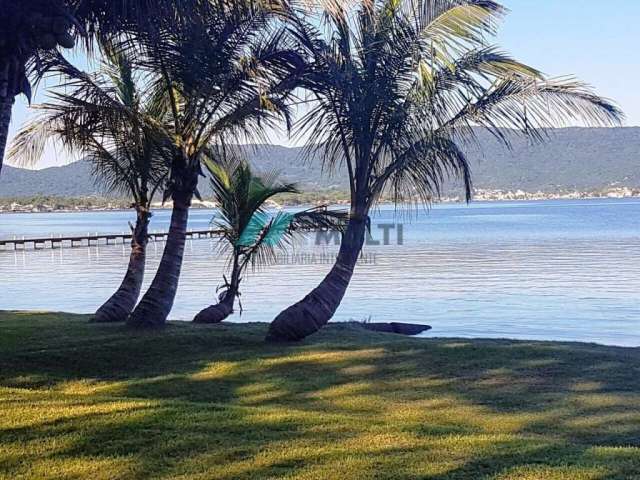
[193,156,347,324]
[9,48,168,323]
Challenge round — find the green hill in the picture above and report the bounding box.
[2,127,639,198]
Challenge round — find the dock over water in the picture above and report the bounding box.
[0,229,223,251]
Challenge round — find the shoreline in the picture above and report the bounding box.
[1,310,636,348]
[2,189,640,214]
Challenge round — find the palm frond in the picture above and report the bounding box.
[205,155,346,278]
[444,76,623,145]
[289,0,624,211]
[416,1,506,57]
[290,206,349,232]
[242,205,348,271]
[9,48,169,205]
[98,0,306,204]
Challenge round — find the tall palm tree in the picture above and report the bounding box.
[0,0,181,177]
[9,50,168,323]
[125,1,303,327]
[1,1,74,175]
[194,156,347,324]
[266,0,624,342]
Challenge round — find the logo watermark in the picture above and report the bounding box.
[315,223,404,246]
[236,213,406,266]
[272,252,379,265]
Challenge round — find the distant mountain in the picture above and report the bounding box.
[2,127,639,198]
[461,127,640,192]
[2,160,100,198]
[0,144,340,198]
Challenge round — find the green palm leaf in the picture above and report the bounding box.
[237,211,271,247]
[262,212,296,247]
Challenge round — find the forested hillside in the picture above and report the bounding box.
[2,128,639,197]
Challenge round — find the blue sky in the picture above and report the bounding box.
[7,0,640,168]
[496,1,639,123]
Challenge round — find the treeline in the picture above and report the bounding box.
[0,196,132,213]
[0,191,354,213]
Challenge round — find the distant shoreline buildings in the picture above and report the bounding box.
[2,186,640,214]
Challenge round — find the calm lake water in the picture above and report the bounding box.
[1,199,639,346]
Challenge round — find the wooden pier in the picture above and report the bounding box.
[0,229,224,251]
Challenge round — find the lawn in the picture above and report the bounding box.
[0,311,639,479]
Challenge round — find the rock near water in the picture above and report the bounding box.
[360,322,431,336]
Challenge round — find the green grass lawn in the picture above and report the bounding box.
[1,311,639,479]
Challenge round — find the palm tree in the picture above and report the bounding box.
[9,49,168,323]
[266,0,624,342]
[0,0,182,176]
[194,156,347,324]
[125,1,303,327]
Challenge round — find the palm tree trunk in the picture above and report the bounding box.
[266,214,367,342]
[0,95,14,176]
[127,193,191,327]
[93,209,150,323]
[193,291,235,324]
[193,252,240,324]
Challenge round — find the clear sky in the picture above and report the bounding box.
[7,0,640,169]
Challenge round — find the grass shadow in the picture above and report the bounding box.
[1,311,639,479]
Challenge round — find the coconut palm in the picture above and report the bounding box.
[1,1,76,175]
[9,49,168,323]
[266,0,624,342]
[125,1,303,327]
[0,0,186,177]
[193,156,347,324]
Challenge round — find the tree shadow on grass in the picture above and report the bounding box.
[1,312,639,479]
